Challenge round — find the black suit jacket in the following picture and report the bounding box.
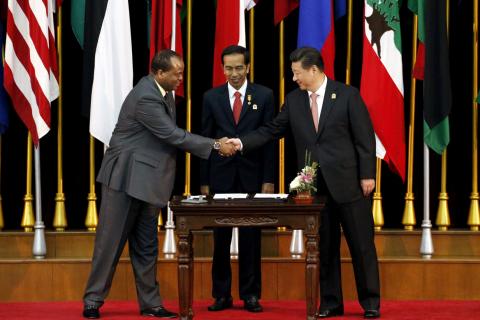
[200,82,275,192]
[242,79,375,203]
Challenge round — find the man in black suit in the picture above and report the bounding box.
[228,47,380,319]
[200,45,275,313]
[82,50,236,319]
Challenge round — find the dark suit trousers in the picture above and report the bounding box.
[317,174,380,311]
[211,185,262,300]
[83,185,162,310]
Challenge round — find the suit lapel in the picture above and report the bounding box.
[300,90,318,137]
[238,83,254,124]
[220,84,236,127]
[317,79,337,138]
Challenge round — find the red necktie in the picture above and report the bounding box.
[310,92,319,132]
[233,91,242,124]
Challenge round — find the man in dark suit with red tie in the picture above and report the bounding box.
[200,45,275,313]
[228,47,381,319]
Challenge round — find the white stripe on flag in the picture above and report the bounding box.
[89,0,133,146]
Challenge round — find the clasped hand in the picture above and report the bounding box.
[216,137,242,157]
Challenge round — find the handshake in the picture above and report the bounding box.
[215,137,242,157]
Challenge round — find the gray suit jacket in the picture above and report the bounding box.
[97,75,214,207]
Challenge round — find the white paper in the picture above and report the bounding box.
[253,193,289,199]
[213,193,249,200]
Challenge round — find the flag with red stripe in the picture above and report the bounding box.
[360,0,405,180]
[4,0,59,144]
[274,0,298,25]
[149,0,184,97]
[212,0,256,87]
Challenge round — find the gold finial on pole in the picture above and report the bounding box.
[184,0,192,196]
[21,133,35,232]
[53,5,67,231]
[402,14,419,231]
[85,135,98,231]
[372,158,384,231]
[468,0,479,231]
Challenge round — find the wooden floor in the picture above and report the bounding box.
[0,230,479,302]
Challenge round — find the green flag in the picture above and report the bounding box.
[71,0,86,48]
[423,0,451,154]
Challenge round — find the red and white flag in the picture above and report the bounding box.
[4,0,59,144]
[212,0,256,87]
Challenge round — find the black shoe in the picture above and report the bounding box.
[316,305,344,318]
[83,305,100,319]
[364,309,380,319]
[208,297,233,311]
[141,306,178,318]
[243,296,263,313]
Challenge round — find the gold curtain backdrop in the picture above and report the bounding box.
[0,0,478,231]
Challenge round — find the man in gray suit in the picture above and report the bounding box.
[82,50,235,319]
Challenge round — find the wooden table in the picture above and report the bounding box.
[170,196,325,320]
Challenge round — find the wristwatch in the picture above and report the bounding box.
[213,140,221,150]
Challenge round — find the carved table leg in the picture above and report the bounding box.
[178,231,193,320]
[305,218,320,320]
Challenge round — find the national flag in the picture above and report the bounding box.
[71,0,86,48]
[4,0,59,144]
[81,0,133,146]
[408,0,425,79]
[477,90,480,104]
[149,0,184,97]
[212,0,256,87]
[297,0,346,79]
[1,23,10,134]
[360,0,405,180]
[274,0,298,25]
[422,0,451,153]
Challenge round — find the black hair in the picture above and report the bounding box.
[289,47,324,71]
[151,49,182,73]
[221,45,250,65]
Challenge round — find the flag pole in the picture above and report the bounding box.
[345,0,353,84]
[249,7,255,82]
[468,0,480,230]
[32,144,46,258]
[85,135,98,231]
[184,0,192,196]
[436,2,451,230]
[402,14,418,231]
[278,21,285,194]
[53,4,67,231]
[21,133,35,232]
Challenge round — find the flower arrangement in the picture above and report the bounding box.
[289,150,318,195]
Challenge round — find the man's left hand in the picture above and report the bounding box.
[261,183,275,194]
[360,179,375,197]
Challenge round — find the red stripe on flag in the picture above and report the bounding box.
[274,0,298,25]
[3,64,40,141]
[412,43,425,80]
[6,8,51,127]
[149,0,184,97]
[361,35,406,180]
[212,0,240,87]
[321,29,335,79]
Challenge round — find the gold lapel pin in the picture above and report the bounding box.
[247,94,252,105]
[252,104,258,110]
[331,93,336,99]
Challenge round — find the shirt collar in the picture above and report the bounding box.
[227,80,248,99]
[308,76,328,98]
[154,78,167,97]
